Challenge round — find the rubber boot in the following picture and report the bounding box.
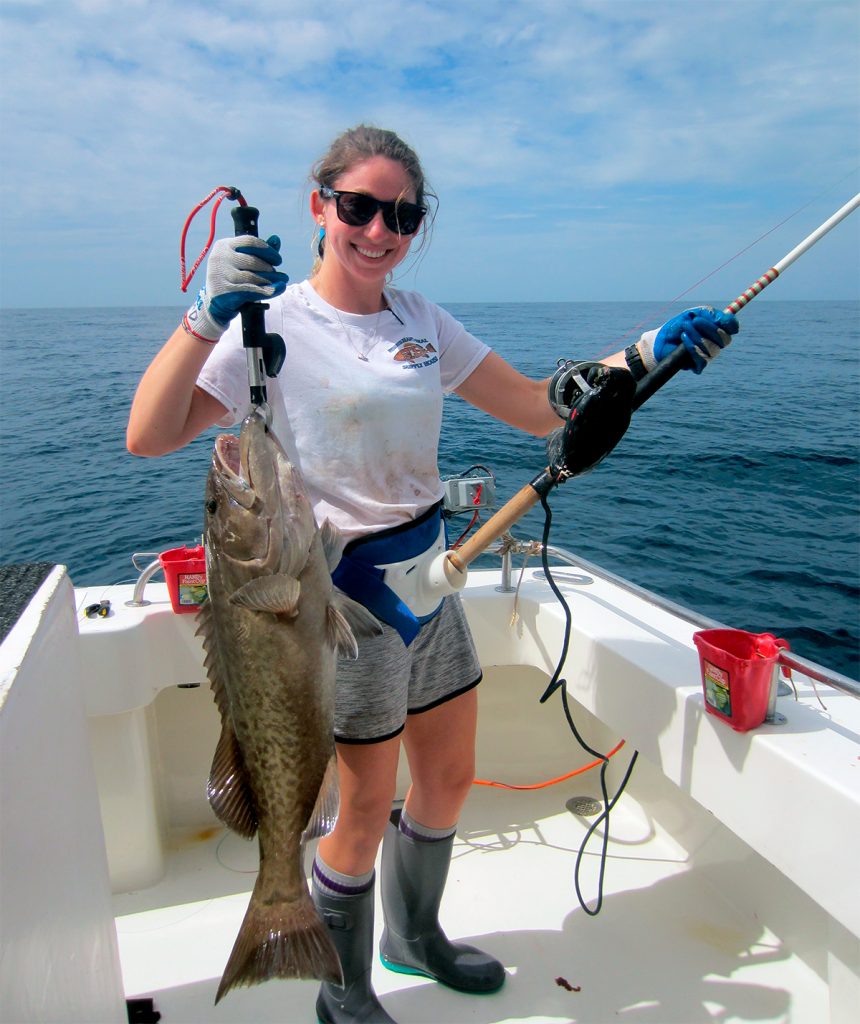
[312,876,397,1024]
[379,813,506,993]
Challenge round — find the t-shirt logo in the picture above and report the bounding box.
[389,337,438,368]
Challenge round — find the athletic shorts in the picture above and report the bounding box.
[334,594,482,744]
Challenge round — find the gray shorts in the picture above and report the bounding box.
[334,594,482,744]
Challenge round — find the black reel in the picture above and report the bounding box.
[544,364,636,483]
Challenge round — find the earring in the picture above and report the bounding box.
[317,225,326,259]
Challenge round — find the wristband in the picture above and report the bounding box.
[624,343,648,381]
[183,287,226,344]
[180,316,218,344]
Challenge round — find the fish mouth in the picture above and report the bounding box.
[214,434,258,509]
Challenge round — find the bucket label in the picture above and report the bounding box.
[177,571,207,607]
[703,659,732,717]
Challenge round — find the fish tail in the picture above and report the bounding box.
[214,881,342,1004]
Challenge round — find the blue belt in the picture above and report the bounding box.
[332,503,445,647]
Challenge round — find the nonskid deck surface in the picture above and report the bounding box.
[114,785,825,1024]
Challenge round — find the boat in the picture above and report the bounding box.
[3,194,859,1024]
[2,535,858,1024]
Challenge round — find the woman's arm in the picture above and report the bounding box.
[126,325,228,456]
[454,352,560,437]
[455,305,739,436]
[128,234,289,457]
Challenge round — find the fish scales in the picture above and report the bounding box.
[197,409,378,1004]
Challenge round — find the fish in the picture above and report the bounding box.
[197,407,378,1004]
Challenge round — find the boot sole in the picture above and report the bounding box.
[379,954,505,994]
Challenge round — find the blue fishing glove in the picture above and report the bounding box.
[183,235,288,342]
[632,307,739,375]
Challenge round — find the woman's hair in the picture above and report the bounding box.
[310,124,436,273]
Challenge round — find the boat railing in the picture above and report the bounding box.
[490,539,860,700]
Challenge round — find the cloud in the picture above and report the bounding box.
[1,0,858,305]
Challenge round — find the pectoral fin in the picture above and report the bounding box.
[230,574,301,616]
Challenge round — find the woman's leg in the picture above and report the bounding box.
[313,737,402,1024]
[401,687,478,827]
[318,735,402,874]
[380,688,505,992]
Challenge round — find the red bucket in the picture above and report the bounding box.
[159,545,207,614]
[693,629,789,732]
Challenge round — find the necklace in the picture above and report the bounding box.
[301,281,389,362]
[333,304,385,362]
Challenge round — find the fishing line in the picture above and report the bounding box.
[535,490,639,916]
[594,168,860,359]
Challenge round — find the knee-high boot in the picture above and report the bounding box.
[379,812,506,993]
[312,874,397,1024]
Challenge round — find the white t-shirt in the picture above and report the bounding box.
[196,280,490,541]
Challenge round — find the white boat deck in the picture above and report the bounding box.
[114,780,827,1024]
[3,563,857,1023]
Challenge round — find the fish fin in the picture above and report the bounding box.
[215,880,342,1003]
[196,601,258,838]
[327,603,359,660]
[332,592,384,639]
[320,518,346,573]
[207,722,258,839]
[302,755,339,842]
[230,574,301,616]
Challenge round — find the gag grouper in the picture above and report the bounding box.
[198,407,377,1003]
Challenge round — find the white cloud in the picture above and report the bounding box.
[1,0,858,305]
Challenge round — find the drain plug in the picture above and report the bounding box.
[566,796,603,817]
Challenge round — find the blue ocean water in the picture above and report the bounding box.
[0,301,858,677]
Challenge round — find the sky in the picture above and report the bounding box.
[1,0,858,308]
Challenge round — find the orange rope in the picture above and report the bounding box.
[473,739,626,791]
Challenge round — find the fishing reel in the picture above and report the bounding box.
[544,360,636,484]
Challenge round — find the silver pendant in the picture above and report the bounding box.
[358,353,369,362]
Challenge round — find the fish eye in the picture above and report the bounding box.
[206,498,218,514]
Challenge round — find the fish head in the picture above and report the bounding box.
[204,408,309,577]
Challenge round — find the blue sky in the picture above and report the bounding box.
[1,0,858,308]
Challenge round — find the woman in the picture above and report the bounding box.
[128,124,737,1024]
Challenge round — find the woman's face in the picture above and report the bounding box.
[313,155,419,290]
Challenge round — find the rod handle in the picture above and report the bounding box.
[448,480,543,572]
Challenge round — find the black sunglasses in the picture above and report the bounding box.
[319,186,426,236]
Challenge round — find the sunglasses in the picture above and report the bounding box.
[319,186,426,236]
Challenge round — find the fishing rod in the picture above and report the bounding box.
[633,191,860,408]
[434,190,855,585]
[426,191,860,596]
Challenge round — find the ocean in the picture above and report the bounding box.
[0,301,858,678]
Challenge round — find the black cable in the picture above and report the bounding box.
[535,489,639,916]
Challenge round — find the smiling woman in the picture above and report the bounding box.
[308,125,435,311]
[124,122,738,1023]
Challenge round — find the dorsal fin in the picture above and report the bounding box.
[207,722,258,838]
[196,598,258,837]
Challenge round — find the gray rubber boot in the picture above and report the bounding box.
[312,875,397,1024]
[379,812,506,993]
